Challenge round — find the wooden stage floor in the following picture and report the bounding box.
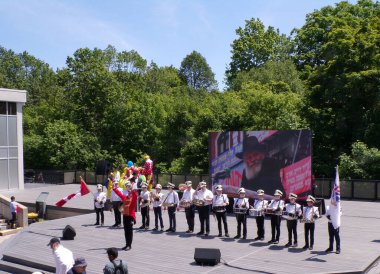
[1,184,380,273]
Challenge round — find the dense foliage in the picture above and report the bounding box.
[0,0,379,178]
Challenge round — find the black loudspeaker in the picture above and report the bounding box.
[95,160,111,175]
[62,225,76,240]
[194,248,221,266]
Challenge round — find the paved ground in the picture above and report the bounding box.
[1,184,379,273]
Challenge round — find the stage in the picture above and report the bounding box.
[0,184,379,273]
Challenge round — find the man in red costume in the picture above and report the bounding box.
[112,181,138,251]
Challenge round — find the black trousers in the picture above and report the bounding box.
[197,205,210,233]
[236,213,247,237]
[256,216,265,238]
[328,222,341,250]
[153,207,164,228]
[112,201,122,225]
[185,206,195,231]
[287,220,298,243]
[304,223,315,247]
[141,206,150,227]
[123,215,134,247]
[168,207,176,230]
[270,215,282,241]
[95,207,104,224]
[215,211,228,234]
[10,212,16,226]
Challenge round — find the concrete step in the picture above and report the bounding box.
[0,227,22,236]
[0,219,6,224]
[0,259,54,274]
[2,254,55,273]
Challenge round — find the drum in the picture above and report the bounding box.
[300,218,314,223]
[193,199,205,207]
[163,203,176,208]
[264,208,282,216]
[179,200,191,208]
[213,206,226,213]
[249,209,263,217]
[233,207,247,214]
[282,212,297,220]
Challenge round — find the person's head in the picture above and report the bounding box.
[10,196,15,201]
[274,190,283,200]
[215,185,223,194]
[97,184,102,192]
[107,247,118,262]
[72,257,87,273]
[155,184,162,193]
[236,136,266,180]
[167,182,175,192]
[141,183,148,191]
[185,181,192,190]
[125,181,132,191]
[306,195,315,206]
[238,188,246,198]
[257,189,264,200]
[47,237,60,251]
[199,181,207,190]
[289,193,297,204]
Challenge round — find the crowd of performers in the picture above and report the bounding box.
[93,168,341,254]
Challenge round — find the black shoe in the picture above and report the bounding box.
[101,223,104,226]
[145,226,149,230]
[325,248,333,253]
[218,233,222,237]
[111,224,118,227]
[234,235,241,239]
[273,240,279,244]
[139,225,145,229]
[268,240,274,244]
[260,237,264,241]
[171,229,176,232]
[225,233,230,237]
[253,237,260,241]
[204,233,209,237]
[153,227,158,231]
[302,245,309,250]
[160,228,164,231]
[242,235,247,240]
[285,242,291,247]
[94,223,99,226]
[189,230,193,233]
[293,242,298,247]
[197,231,204,235]
[166,228,172,232]
[186,230,191,233]
[336,250,341,254]
[309,246,313,250]
[122,245,128,250]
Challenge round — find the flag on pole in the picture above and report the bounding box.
[330,166,341,229]
[55,178,91,207]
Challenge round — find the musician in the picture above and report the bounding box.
[163,183,179,232]
[110,181,123,227]
[195,181,213,237]
[253,189,268,241]
[284,193,302,247]
[139,182,151,230]
[233,188,250,239]
[212,185,229,237]
[267,189,284,244]
[152,184,164,231]
[94,184,107,226]
[112,182,138,250]
[302,195,319,250]
[325,205,341,254]
[181,181,196,233]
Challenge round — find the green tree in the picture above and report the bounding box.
[179,51,217,91]
[226,18,292,86]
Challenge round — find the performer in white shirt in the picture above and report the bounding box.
[152,184,164,231]
[139,182,151,230]
[325,205,342,254]
[267,189,285,244]
[181,181,196,233]
[212,185,229,237]
[110,182,123,227]
[195,181,213,237]
[253,189,268,241]
[302,195,319,250]
[233,188,250,239]
[163,183,179,232]
[47,237,74,274]
[94,184,107,226]
[284,193,302,247]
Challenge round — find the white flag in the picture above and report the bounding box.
[329,166,341,229]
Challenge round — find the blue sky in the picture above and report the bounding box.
[0,0,353,89]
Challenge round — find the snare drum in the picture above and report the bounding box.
[193,199,205,207]
[282,212,297,220]
[163,203,176,208]
[213,206,226,213]
[264,208,282,216]
[233,207,247,215]
[179,200,191,208]
[299,218,313,223]
[249,209,263,217]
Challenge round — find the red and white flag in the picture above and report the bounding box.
[55,178,91,207]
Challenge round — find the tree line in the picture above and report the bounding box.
[0,0,379,179]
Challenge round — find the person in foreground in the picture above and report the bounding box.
[47,237,74,274]
[103,247,128,274]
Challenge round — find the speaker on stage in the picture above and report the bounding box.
[194,248,221,266]
[62,225,76,240]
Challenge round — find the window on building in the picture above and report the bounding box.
[0,102,6,115]
[8,102,16,115]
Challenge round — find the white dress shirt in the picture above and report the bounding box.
[303,206,319,222]
[110,187,123,202]
[152,192,164,208]
[94,192,107,208]
[163,191,179,206]
[234,197,250,208]
[195,189,214,205]
[213,194,228,206]
[253,199,268,210]
[182,188,195,202]
[268,199,285,210]
[140,190,151,207]
[53,245,74,274]
[285,203,302,216]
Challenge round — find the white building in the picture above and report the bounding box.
[0,88,27,190]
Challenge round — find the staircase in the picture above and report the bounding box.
[0,215,23,236]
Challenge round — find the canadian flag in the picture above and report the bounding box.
[55,178,91,207]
